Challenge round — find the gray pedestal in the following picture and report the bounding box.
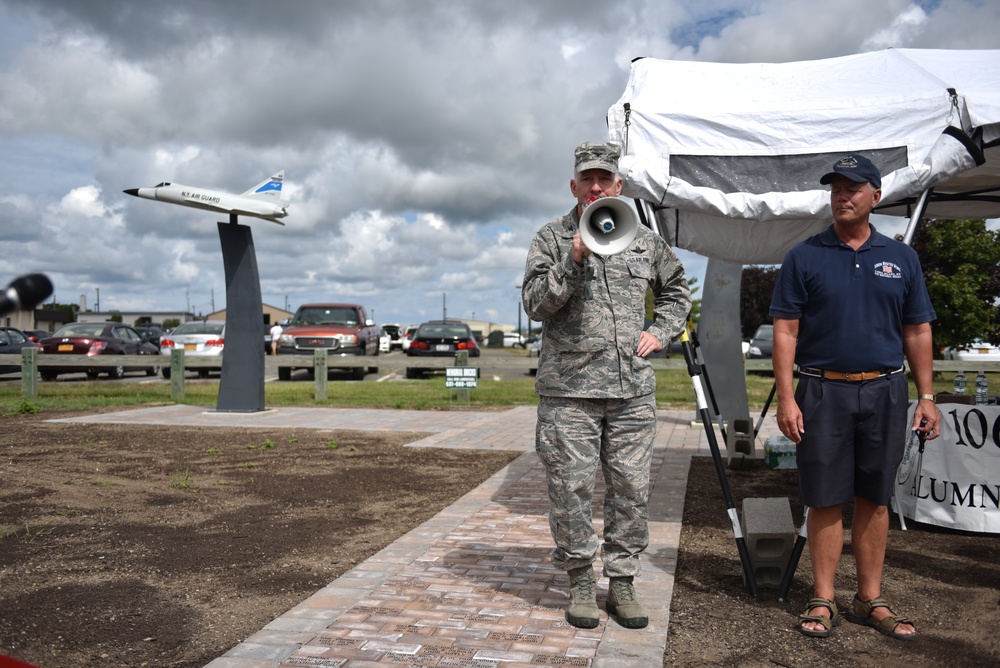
[216,221,266,412]
[697,258,751,431]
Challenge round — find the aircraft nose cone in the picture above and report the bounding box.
[123,188,139,196]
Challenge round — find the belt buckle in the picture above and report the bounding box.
[844,371,862,382]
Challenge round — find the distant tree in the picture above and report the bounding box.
[740,266,779,339]
[163,318,181,330]
[109,311,123,323]
[911,218,1000,351]
[687,277,702,324]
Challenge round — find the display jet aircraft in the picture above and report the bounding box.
[124,171,289,224]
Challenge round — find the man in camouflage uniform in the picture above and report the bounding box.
[521,142,691,629]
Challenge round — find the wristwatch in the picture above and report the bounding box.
[918,394,935,401]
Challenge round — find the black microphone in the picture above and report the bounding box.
[0,273,54,316]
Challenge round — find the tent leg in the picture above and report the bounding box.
[899,188,933,246]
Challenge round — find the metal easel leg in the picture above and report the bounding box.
[679,324,760,600]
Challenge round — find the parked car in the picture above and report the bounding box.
[503,332,526,348]
[378,327,392,353]
[400,325,419,352]
[382,323,404,351]
[746,324,774,359]
[942,340,1000,363]
[158,320,225,379]
[528,335,543,358]
[134,324,165,350]
[276,303,380,380]
[35,322,159,381]
[21,329,51,343]
[0,326,35,374]
[405,320,480,379]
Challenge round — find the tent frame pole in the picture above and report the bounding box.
[900,188,933,246]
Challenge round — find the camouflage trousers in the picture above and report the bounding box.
[535,393,656,577]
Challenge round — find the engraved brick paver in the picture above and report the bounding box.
[51,405,781,667]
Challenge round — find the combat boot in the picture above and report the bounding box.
[607,576,648,628]
[565,566,600,628]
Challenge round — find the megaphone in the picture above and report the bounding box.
[579,197,639,255]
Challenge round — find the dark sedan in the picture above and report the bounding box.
[36,322,159,381]
[0,326,36,374]
[746,324,774,359]
[404,320,480,379]
[22,329,52,343]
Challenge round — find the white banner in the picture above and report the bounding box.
[895,402,1000,533]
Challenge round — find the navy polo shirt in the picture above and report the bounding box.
[770,224,936,371]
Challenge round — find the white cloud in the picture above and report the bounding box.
[863,4,929,51]
[0,0,997,325]
[58,185,106,218]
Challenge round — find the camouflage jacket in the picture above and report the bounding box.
[522,206,691,398]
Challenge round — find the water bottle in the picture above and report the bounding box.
[953,370,967,395]
[975,370,989,405]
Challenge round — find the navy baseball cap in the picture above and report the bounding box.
[820,155,881,189]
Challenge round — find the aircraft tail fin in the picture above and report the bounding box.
[243,171,285,200]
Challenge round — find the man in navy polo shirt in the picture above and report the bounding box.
[770,155,939,641]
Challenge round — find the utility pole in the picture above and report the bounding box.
[442,292,447,321]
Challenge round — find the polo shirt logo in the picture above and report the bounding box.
[874,261,902,278]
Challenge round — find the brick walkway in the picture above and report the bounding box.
[53,405,779,667]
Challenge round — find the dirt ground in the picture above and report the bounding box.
[1,408,998,668]
[0,409,519,667]
[666,457,1000,667]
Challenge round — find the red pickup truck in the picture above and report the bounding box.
[275,303,380,380]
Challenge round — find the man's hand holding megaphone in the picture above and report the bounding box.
[571,196,598,266]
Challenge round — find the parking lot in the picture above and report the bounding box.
[0,347,537,385]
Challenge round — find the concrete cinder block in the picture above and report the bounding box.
[741,497,795,588]
[726,417,755,464]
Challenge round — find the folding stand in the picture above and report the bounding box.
[777,507,809,602]
[679,325,760,600]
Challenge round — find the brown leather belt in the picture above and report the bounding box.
[798,366,904,382]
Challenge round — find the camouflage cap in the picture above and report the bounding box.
[574,142,620,174]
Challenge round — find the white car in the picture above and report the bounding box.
[159,320,225,379]
[400,325,419,352]
[378,327,392,353]
[529,335,542,358]
[503,332,526,348]
[942,340,1000,363]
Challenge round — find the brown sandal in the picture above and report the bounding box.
[843,594,917,641]
[796,597,841,638]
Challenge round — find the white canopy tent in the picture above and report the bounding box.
[605,48,1000,435]
[607,48,1000,264]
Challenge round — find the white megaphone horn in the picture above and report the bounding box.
[579,197,640,255]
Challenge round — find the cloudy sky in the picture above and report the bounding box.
[1,0,998,329]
